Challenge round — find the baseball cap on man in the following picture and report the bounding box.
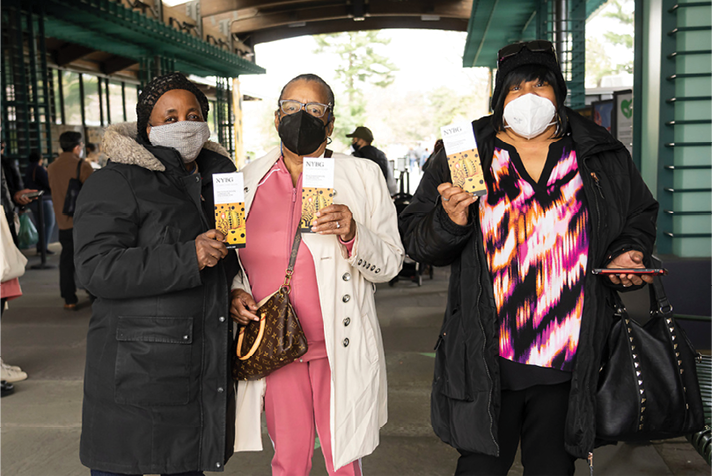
[346,126,374,143]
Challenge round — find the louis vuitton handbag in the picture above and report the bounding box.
[232,228,308,381]
[596,259,704,441]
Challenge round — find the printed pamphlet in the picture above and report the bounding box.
[213,172,246,248]
[441,122,487,196]
[301,157,334,232]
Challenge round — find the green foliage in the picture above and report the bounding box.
[314,31,397,141]
[586,0,634,86]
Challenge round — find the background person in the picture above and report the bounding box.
[230,73,404,476]
[47,132,93,310]
[73,72,239,476]
[85,142,102,169]
[399,40,659,475]
[24,150,56,255]
[347,125,397,195]
[0,140,32,395]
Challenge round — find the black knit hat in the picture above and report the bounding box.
[491,41,567,109]
[136,72,209,142]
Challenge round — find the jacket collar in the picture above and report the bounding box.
[102,122,230,172]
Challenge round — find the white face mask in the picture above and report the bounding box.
[503,93,557,140]
[148,121,210,163]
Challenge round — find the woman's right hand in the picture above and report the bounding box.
[195,229,228,270]
[437,182,478,226]
[230,289,260,325]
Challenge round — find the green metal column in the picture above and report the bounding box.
[536,0,586,109]
[215,77,234,159]
[657,0,712,257]
[1,0,52,167]
[139,56,176,89]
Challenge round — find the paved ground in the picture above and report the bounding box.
[1,245,709,475]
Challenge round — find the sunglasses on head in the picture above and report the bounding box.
[497,40,557,66]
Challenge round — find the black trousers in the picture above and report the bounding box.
[455,382,576,476]
[58,228,77,305]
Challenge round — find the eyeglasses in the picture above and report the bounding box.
[497,40,557,67]
[279,100,331,118]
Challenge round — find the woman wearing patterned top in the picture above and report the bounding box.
[399,41,658,475]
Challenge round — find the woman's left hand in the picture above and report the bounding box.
[311,204,356,241]
[606,250,653,287]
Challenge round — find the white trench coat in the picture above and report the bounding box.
[231,147,405,470]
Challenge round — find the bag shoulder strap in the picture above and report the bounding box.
[324,149,333,158]
[287,227,301,272]
[75,159,84,180]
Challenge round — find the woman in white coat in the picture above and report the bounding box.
[230,74,404,476]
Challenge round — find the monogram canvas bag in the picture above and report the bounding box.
[232,229,308,381]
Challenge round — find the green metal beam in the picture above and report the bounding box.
[33,0,265,78]
[463,0,608,68]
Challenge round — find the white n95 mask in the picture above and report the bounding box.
[149,121,210,163]
[503,93,556,140]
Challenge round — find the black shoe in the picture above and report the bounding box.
[45,249,55,255]
[1,380,14,397]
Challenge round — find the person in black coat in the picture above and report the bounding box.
[73,73,239,476]
[399,41,659,475]
[24,150,56,254]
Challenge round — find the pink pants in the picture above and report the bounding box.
[264,357,363,476]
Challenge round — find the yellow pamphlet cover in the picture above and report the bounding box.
[441,122,487,196]
[300,187,334,231]
[301,157,335,232]
[213,172,246,249]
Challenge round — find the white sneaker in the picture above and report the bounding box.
[1,361,27,383]
[0,358,21,372]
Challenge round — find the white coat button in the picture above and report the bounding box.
[370,265,376,271]
[375,268,381,274]
[342,272,351,281]
[343,338,349,347]
[217,387,224,393]
[219,316,225,323]
[342,294,351,303]
[357,259,362,265]
[343,317,351,326]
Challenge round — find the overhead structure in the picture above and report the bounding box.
[202,0,474,46]
[41,0,265,80]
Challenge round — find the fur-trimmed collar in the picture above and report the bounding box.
[102,122,230,172]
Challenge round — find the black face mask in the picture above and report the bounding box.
[351,142,361,152]
[278,110,328,156]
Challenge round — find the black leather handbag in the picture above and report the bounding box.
[596,263,705,441]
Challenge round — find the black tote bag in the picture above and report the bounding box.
[596,262,705,441]
[62,159,84,216]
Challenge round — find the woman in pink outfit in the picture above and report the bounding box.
[230,74,404,476]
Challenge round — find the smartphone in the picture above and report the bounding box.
[591,268,668,276]
[22,190,44,199]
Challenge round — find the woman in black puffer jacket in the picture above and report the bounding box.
[74,73,238,476]
[399,41,658,475]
